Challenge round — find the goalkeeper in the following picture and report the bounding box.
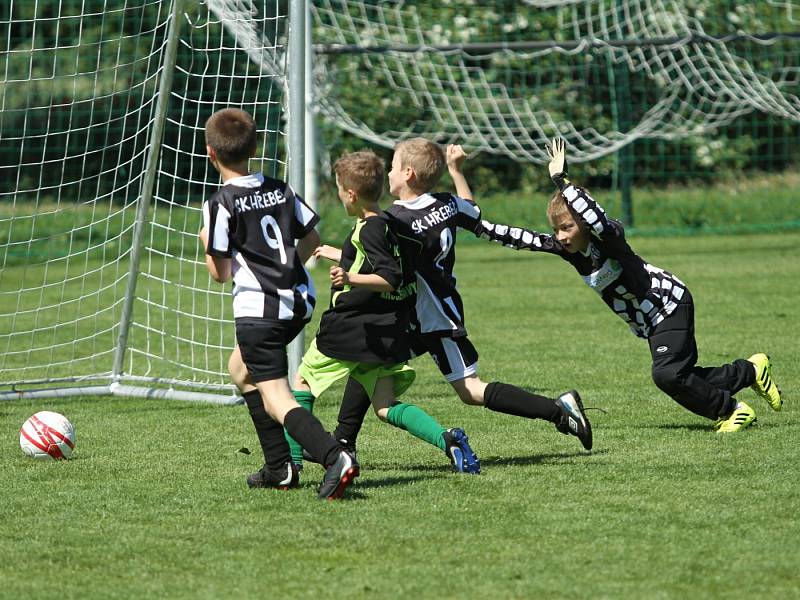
[479,137,781,432]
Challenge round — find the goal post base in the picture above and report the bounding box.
[0,383,242,406]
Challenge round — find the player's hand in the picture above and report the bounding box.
[446,144,467,173]
[329,266,349,287]
[313,244,342,263]
[546,137,568,178]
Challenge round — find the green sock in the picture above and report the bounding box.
[286,391,315,464]
[386,403,447,451]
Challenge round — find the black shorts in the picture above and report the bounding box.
[411,331,479,382]
[235,317,307,382]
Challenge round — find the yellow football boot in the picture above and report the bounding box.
[716,401,756,433]
[748,353,782,411]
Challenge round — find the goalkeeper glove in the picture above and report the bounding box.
[545,137,570,191]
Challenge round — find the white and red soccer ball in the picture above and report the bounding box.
[19,411,76,460]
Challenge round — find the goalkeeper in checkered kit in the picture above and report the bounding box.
[480,137,781,432]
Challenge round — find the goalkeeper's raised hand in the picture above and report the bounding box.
[545,137,570,191]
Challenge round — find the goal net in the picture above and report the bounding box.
[2,0,798,401]
[310,0,800,163]
[0,0,291,402]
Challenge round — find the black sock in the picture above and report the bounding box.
[484,381,561,423]
[243,390,292,469]
[283,407,341,467]
[333,377,371,446]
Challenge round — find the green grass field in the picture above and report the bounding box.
[1,231,798,599]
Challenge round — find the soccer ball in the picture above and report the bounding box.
[19,411,76,460]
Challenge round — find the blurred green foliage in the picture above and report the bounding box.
[1,0,798,229]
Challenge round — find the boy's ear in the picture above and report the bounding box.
[206,145,217,162]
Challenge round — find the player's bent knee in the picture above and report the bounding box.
[460,392,484,406]
[373,405,389,422]
[651,367,684,395]
[292,372,310,391]
[451,379,486,406]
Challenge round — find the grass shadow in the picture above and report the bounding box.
[353,474,431,489]
[377,449,606,473]
[479,449,608,468]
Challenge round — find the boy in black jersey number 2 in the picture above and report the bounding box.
[200,108,358,500]
[331,138,593,459]
[293,150,481,475]
[484,137,782,432]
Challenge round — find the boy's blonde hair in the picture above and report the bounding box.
[333,150,385,204]
[394,137,446,193]
[547,190,580,229]
[205,108,257,165]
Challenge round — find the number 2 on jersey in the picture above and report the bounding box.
[434,228,453,271]
[260,215,287,264]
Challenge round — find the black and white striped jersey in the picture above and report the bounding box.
[478,184,686,339]
[383,192,483,336]
[203,172,320,321]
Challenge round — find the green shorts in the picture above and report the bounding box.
[298,339,415,400]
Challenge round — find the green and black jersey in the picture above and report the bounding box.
[315,214,417,363]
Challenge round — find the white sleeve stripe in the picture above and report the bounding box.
[455,196,480,219]
[202,201,211,229]
[211,204,231,253]
[277,288,295,320]
[295,198,316,227]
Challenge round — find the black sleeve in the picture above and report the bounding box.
[476,219,564,255]
[360,218,402,290]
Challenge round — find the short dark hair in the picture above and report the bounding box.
[333,150,385,203]
[205,108,258,165]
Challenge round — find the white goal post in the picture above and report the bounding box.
[0,0,307,403]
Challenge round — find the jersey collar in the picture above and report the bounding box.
[393,193,436,209]
[223,172,264,188]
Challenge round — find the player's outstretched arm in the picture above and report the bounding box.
[446,144,474,201]
[199,227,232,283]
[546,137,617,239]
[477,219,562,254]
[313,244,342,263]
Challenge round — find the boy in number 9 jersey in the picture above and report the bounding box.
[201,108,358,499]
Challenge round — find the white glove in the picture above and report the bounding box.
[546,137,568,179]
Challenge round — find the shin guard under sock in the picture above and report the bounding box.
[243,390,292,469]
[386,403,447,451]
[285,390,315,464]
[283,407,340,467]
[484,382,561,422]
